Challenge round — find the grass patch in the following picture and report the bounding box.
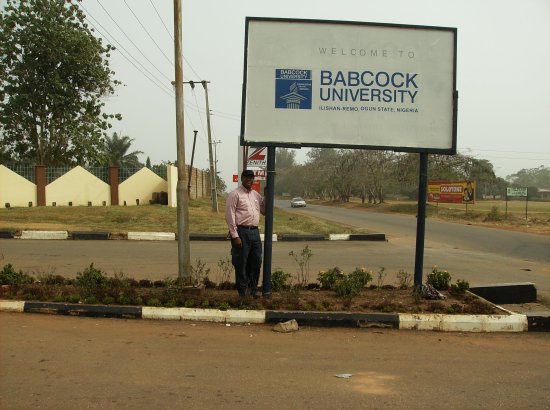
[0,197,353,235]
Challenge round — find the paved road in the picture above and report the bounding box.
[276,200,550,263]
[2,312,550,409]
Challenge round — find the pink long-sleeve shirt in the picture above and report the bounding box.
[225,185,265,239]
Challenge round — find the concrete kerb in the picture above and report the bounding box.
[20,230,68,240]
[1,299,542,332]
[2,230,386,241]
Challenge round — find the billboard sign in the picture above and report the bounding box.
[242,18,457,153]
[507,187,527,197]
[428,181,476,204]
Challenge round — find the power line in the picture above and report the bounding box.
[145,0,202,80]
[80,5,173,97]
[96,0,172,84]
[80,1,215,153]
[191,88,208,138]
[123,0,173,66]
[148,0,173,40]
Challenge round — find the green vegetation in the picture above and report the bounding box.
[0,262,497,314]
[270,270,292,292]
[0,0,120,165]
[0,264,34,285]
[427,266,452,290]
[0,197,354,235]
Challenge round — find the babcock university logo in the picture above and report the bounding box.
[275,69,312,110]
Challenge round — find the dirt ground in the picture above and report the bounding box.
[2,312,550,410]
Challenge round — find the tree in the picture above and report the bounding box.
[507,166,550,189]
[350,150,395,204]
[204,168,227,195]
[275,147,296,170]
[103,132,143,167]
[0,0,121,166]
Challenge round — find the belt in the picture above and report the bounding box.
[237,225,258,230]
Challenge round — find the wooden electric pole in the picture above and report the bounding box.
[173,0,191,281]
[202,80,218,212]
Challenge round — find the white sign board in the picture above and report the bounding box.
[241,18,457,153]
[507,187,528,197]
[246,146,267,168]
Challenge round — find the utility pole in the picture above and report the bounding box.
[202,80,218,213]
[212,139,221,193]
[187,130,198,196]
[183,80,217,212]
[173,0,191,281]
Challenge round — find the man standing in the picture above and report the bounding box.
[225,169,265,297]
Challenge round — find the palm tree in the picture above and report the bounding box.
[103,132,143,167]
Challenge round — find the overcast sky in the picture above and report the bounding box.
[5,0,550,188]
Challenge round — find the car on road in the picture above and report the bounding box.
[290,197,307,208]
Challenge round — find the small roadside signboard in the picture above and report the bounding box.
[506,187,528,219]
[507,187,527,197]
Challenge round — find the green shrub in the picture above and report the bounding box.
[68,294,81,303]
[0,264,34,285]
[317,267,343,290]
[450,279,470,295]
[85,296,98,304]
[218,302,230,311]
[102,296,115,305]
[146,297,161,307]
[165,299,177,308]
[271,270,291,292]
[427,267,452,290]
[348,267,373,288]
[184,299,196,308]
[485,206,503,222]
[75,263,107,295]
[334,276,362,299]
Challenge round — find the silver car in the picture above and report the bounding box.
[290,197,306,208]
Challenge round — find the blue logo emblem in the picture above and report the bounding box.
[275,69,312,109]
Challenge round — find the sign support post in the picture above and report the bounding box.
[506,192,508,219]
[262,146,276,297]
[414,152,429,290]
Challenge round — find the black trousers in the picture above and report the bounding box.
[231,227,262,296]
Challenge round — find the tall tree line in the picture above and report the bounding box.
[275,148,513,202]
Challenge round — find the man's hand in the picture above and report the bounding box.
[231,237,243,248]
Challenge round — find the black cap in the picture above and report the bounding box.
[241,169,255,178]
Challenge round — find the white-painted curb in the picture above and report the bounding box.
[128,232,175,241]
[20,230,68,240]
[399,313,528,332]
[329,234,350,241]
[142,306,265,323]
[0,300,25,312]
[260,234,278,242]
